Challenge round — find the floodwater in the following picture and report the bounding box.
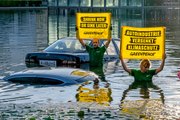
[0,9,180,119]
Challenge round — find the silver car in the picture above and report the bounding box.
[3,67,98,85]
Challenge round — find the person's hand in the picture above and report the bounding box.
[163,53,167,59]
[93,78,99,85]
[75,26,78,31]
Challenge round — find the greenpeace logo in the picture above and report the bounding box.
[84,32,103,35]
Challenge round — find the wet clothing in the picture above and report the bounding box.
[130,69,156,82]
[90,66,105,81]
[85,45,106,67]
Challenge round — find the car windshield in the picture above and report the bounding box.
[44,39,91,53]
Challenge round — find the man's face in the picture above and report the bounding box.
[93,39,99,48]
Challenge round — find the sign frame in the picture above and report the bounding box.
[120,26,166,60]
[76,12,111,40]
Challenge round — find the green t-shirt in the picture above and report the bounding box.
[130,69,156,82]
[86,45,106,67]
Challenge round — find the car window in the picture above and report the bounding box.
[66,40,87,53]
[114,40,120,51]
[8,77,36,83]
[54,42,67,50]
[65,41,73,49]
[74,41,85,50]
[37,77,64,85]
[107,42,117,55]
[45,40,90,53]
[45,41,65,52]
[101,40,116,55]
[8,77,64,85]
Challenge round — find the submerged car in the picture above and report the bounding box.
[25,37,120,67]
[3,67,98,85]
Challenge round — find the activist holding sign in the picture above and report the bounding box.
[79,38,111,67]
[120,53,166,82]
[78,38,111,82]
[120,26,166,82]
[76,12,112,81]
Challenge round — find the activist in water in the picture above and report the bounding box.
[79,38,111,67]
[79,38,111,82]
[120,53,166,81]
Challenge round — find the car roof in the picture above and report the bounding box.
[59,37,78,41]
[3,67,98,85]
[20,67,77,76]
[58,37,120,41]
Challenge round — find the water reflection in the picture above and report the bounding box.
[75,62,119,105]
[120,81,164,118]
[76,79,112,106]
[0,10,48,76]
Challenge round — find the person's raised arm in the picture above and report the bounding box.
[120,54,131,74]
[155,53,166,74]
[104,38,112,48]
[78,39,86,47]
[76,26,86,47]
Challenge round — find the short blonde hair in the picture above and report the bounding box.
[140,59,151,68]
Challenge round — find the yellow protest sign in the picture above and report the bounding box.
[76,13,111,39]
[120,26,165,60]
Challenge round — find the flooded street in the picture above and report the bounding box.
[0,9,180,119]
